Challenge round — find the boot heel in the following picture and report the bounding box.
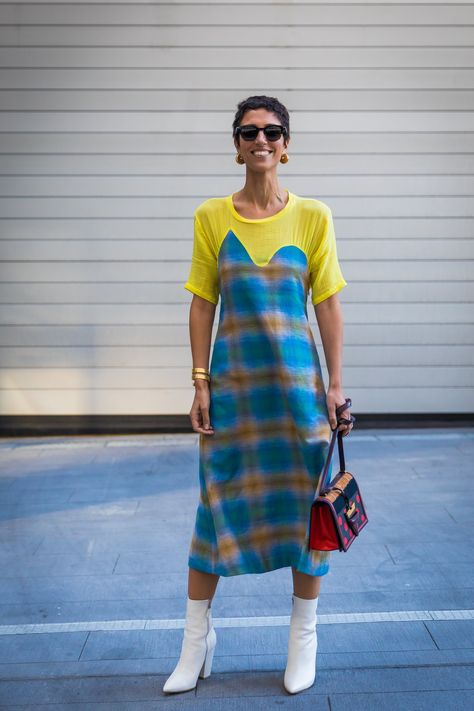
[199,628,216,679]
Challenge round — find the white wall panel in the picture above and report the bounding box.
[0,1,472,416]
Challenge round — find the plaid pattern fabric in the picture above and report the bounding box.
[188,230,333,577]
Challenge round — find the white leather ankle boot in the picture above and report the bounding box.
[163,596,216,694]
[283,593,318,694]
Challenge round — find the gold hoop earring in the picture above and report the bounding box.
[280,153,289,164]
[235,153,245,165]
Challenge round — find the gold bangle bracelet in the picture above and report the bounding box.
[192,367,209,374]
[192,373,210,382]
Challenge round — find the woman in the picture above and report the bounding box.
[163,95,353,696]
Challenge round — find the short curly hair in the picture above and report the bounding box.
[232,95,290,144]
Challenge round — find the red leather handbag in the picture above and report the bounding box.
[309,398,368,552]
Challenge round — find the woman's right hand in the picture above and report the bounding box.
[189,382,215,435]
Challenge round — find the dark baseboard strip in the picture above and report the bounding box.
[0,414,473,438]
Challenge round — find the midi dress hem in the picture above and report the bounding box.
[188,556,331,578]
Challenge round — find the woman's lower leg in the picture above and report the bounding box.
[188,566,220,601]
[291,567,322,599]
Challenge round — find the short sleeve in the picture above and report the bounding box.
[308,207,347,305]
[184,212,219,304]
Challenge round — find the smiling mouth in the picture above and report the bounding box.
[251,150,272,156]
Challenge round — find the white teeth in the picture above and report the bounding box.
[253,151,271,156]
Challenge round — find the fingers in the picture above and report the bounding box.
[191,420,215,435]
[328,406,338,430]
[339,416,354,437]
[334,411,354,437]
[189,405,214,435]
[200,407,214,434]
[328,397,351,431]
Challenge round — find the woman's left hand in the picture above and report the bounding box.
[326,386,354,437]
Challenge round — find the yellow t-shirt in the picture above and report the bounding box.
[184,190,347,306]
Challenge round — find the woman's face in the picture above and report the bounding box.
[234,108,289,172]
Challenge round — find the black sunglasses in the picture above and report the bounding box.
[235,124,287,142]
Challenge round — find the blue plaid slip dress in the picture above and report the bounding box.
[184,190,347,576]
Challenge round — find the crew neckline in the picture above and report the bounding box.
[227,189,294,223]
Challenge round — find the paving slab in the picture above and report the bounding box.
[425,619,474,649]
[329,690,473,711]
[0,631,88,664]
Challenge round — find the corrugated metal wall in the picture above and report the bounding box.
[0,1,473,417]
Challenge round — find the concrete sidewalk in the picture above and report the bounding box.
[0,428,473,710]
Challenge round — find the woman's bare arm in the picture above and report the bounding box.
[314,293,351,434]
[188,294,217,435]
